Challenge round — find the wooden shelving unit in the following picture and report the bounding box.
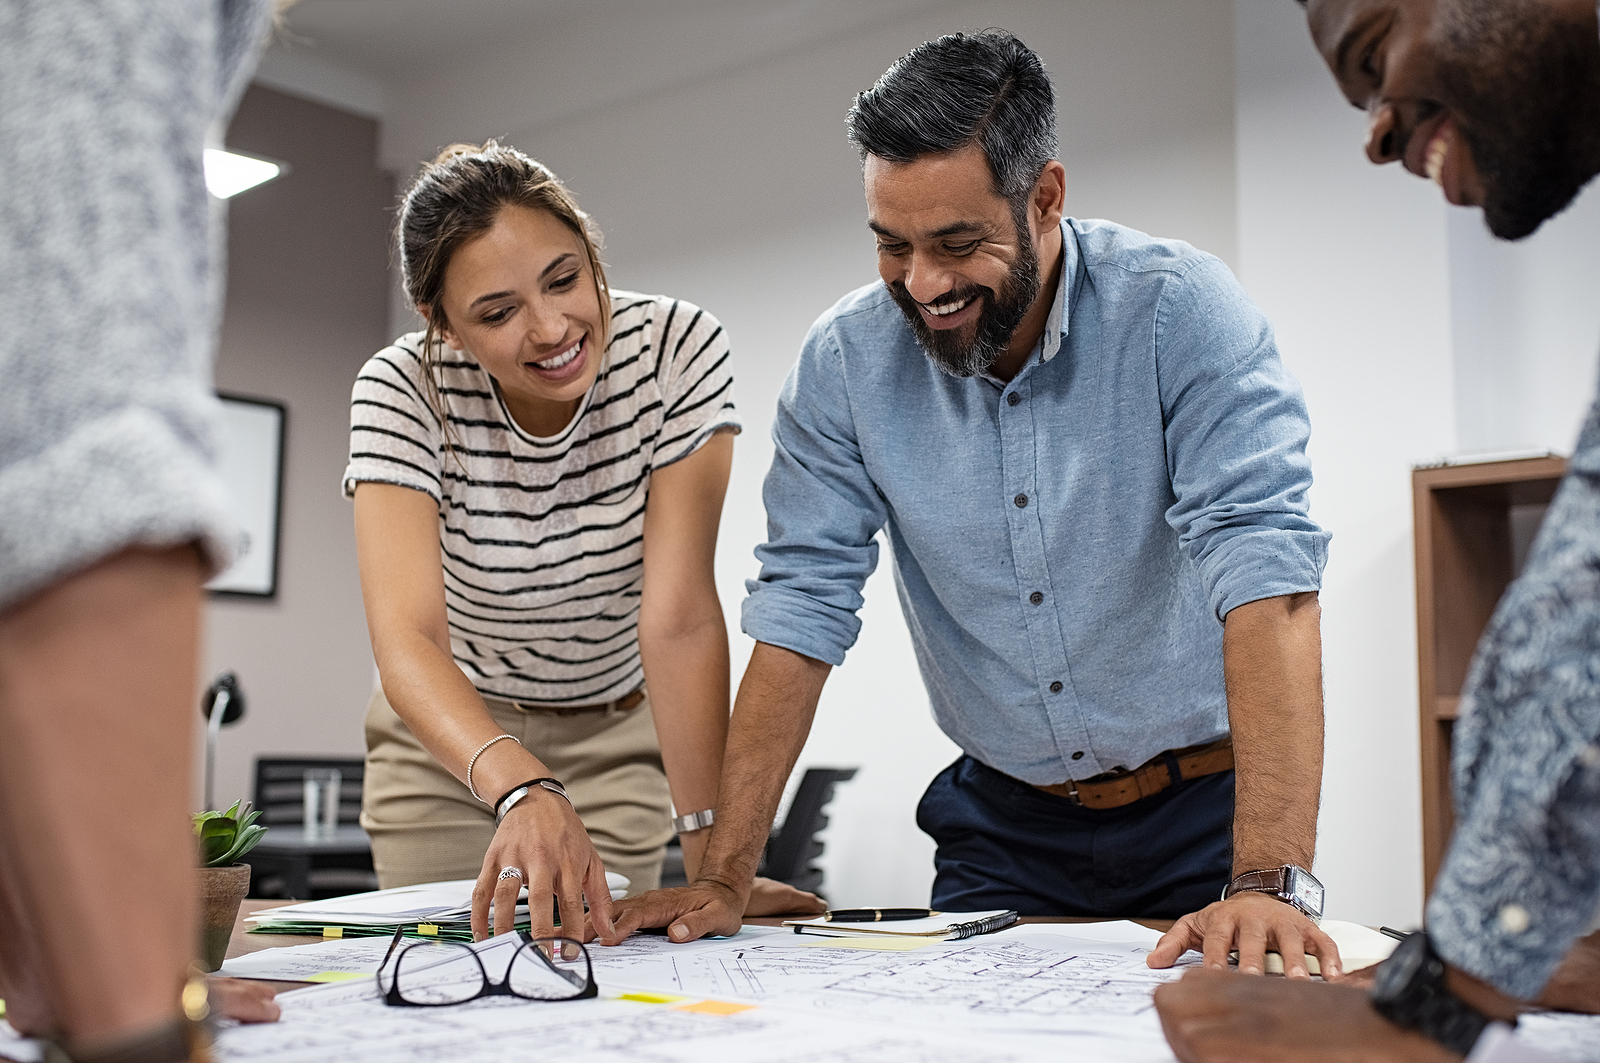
[1412,455,1566,890]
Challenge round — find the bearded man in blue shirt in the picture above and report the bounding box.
[612,29,1339,977]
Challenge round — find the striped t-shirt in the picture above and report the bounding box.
[343,290,739,705]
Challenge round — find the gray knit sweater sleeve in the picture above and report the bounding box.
[1427,376,1600,1000]
[0,0,273,611]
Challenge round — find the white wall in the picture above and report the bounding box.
[1449,183,1600,456]
[1235,0,1458,927]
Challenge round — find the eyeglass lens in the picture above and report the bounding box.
[380,936,591,1005]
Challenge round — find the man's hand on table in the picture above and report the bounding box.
[1146,891,1341,979]
[1154,969,1457,1063]
[600,876,823,944]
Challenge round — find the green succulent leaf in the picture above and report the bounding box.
[193,799,267,867]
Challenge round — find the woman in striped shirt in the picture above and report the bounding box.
[344,143,819,940]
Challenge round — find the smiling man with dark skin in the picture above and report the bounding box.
[606,30,1341,979]
[1155,2,1600,1060]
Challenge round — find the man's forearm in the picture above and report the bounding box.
[695,642,831,896]
[1222,592,1324,874]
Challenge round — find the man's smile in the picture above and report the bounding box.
[917,292,982,330]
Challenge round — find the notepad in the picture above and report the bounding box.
[783,910,1018,940]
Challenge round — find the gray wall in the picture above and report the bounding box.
[196,86,394,810]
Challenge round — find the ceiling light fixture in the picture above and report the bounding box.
[204,148,288,198]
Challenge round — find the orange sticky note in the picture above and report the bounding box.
[676,1000,756,1016]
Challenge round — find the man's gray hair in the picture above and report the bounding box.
[846,30,1058,213]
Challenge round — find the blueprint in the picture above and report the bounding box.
[213,972,1028,1063]
[211,922,1187,1063]
[591,922,1190,1038]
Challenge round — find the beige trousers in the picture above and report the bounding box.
[359,686,672,895]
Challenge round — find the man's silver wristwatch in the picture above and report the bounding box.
[672,808,715,834]
[1223,864,1325,921]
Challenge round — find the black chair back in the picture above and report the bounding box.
[760,767,858,897]
[252,757,366,828]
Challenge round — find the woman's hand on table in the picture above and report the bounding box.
[470,789,614,943]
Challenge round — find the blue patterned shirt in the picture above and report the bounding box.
[1428,385,1600,999]
[741,219,1329,784]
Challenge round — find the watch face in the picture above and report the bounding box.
[1286,866,1325,918]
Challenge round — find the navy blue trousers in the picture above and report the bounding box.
[916,755,1234,918]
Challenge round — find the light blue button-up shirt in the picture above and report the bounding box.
[742,218,1329,784]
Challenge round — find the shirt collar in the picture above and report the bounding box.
[1038,222,1073,364]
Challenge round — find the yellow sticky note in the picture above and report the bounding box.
[322,926,343,939]
[416,924,439,936]
[619,992,686,1004]
[791,935,937,951]
[306,972,370,983]
[676,1000,757,1016]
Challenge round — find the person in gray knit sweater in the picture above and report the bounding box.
[0,2,282,1060]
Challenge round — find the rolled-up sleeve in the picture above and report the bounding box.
[1156,257,1330,619]
[1426,399,1600,1000]
[741,317,887,666]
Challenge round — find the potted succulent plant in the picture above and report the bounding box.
[195,799,267,971]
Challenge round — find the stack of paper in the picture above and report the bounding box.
[246,876,628,942]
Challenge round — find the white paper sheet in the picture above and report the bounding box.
[216,937,396,982]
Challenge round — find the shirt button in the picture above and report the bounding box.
[1014,493,1029,508]
[1049,681,1063,693]
[1029,591,1044,605]
[1006,392,1021,406]
[1071,751,1084,761]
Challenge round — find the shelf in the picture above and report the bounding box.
[1414,455,1566,892]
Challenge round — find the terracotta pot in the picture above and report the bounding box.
[197,863,252,972]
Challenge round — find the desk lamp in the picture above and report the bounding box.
[201,672,246,810]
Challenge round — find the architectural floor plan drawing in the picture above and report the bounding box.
[213,975,1028,1063]
[193,922,1600,1063]
[592,923,1189,1037]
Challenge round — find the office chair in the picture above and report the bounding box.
[659,766,858,901]
[248,756,377,899]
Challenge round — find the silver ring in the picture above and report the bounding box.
[498,866,523,882]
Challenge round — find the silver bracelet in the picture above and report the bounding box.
[496,779,571,825]
[672,808,715,834]
[465,734,520,803]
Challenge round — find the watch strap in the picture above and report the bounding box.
[1371,932,1495,1057]
[1225,868,1288,899]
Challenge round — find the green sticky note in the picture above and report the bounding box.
[305,971,371,983]
[619,991,686,1004]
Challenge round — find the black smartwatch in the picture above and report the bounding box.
[1370,930,1499,1057]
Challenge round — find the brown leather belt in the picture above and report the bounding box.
[1032,737,1234,809]
[500,687,645,717]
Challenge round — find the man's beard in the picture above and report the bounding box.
[1434,0,1600,240]
[887,219,1041,378]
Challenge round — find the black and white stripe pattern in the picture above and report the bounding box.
[344,290,738,704]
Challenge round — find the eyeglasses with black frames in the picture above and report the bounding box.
[375,924,597,1007]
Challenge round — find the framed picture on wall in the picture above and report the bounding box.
[206,393,287,599]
